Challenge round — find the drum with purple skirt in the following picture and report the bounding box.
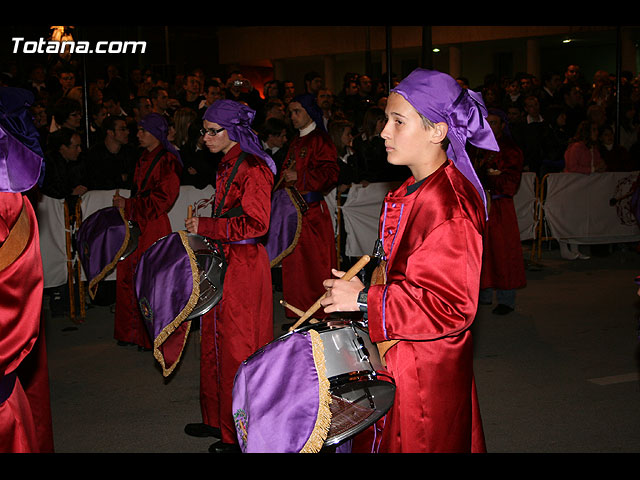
[232,319,395,453]
[300,320,395,447]
[134,231,225,376]
[77,206,140,299]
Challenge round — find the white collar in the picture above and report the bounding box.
[263,140,280,154]
[299,121,316,137]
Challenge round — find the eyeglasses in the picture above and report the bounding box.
[200,126,225,137]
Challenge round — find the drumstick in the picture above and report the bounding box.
[187,205,193,219]
[288,254,370,332]
[280,299,305,317]
[273,158,296,192]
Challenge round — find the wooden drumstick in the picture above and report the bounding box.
[288,254,370,332]
[280,299,305,317]
[187,205,193,219]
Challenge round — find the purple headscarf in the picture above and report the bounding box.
[391,68,499,215]
[292,93,326,132]
[139,113,182,165]
[203,99,277,175]
[0,87,44,193]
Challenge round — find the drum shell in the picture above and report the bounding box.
[185,233,225,319]
[300,320,384,381]
[119,220,140,261]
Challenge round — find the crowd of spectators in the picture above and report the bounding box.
[5,58,640,270]
[472,64,640,177]
[4,59,640,211]
[2,59,415,205]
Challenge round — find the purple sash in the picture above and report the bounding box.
[134,231,199,376]
[225,238,259,245]
[232,329,331,453]
[77,206,129,299]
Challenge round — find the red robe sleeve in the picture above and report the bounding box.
[367,216,483,343]
[197,154,274,241]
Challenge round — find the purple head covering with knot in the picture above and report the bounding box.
[139,113,182,165]
[203,99,277,175]
[0,87,44,193]
[391,68,499,216]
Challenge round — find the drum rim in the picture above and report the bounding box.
[324,376,396,446]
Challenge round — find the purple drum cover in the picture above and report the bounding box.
[77,206,130,299]
[265,188,302,267]
[135,230,200,377]
[232,329,331,453]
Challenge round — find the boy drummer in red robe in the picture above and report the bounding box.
[321,69,498,453]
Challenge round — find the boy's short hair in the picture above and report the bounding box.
[419,113,450,151]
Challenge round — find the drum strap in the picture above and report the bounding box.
[214,152,247,218]
[209,152,248,292]
[0,198,30,272]
[131,148,167,198]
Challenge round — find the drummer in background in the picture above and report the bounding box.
[184,100,275,454]
[112,113,182,351]
[320,69,499,453]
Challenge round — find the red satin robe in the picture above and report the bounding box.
[0,193,51,452]
[115,145,181,349]
[280,126,339,315]
[365,160,487,453]
[478,138,527,291]
[196,145,274,445]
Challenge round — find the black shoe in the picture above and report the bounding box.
[117,340,135,347]
[208,441,241,453]
[492,304,514,315]
[184,423,221,438]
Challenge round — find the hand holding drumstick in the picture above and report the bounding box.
[320,268,366,314]
[185,205,199,234]
[289,255,370,331]
[112,189,126,209]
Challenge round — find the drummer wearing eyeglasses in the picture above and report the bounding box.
[184,100,276,454]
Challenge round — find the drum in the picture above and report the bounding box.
[300,320,395,446]
[184,233,225,319]
[77,206,140,298]
[245,319,395,448]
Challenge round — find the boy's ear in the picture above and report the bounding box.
[430,122,448,143]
